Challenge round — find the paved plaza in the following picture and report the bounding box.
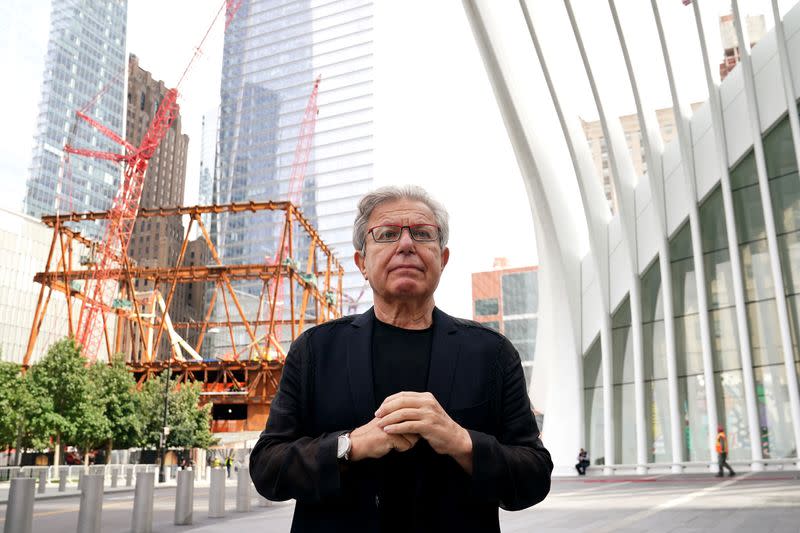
[1,471,797,532]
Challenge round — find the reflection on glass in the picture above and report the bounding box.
[643,321,667,380]
[705,249,734,309]
[747,300,783,367]
[754,365,797,458]
[733,184,767,243]
[710,307,741,371]
[501,271,538,315]
[740,239,775,301]
[672,257,698,315]
[678,374,710,461]
[675,314,703,377]
[769,172,800,234]
[647,379,672,463]
[715,370,751,461]
[778,232,800,295]
[763,117,796,178]
[614,383,636,464]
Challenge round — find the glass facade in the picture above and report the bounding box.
[500,270,538,386]
[24,0,127,239]
[582,111,800,466]
[213,0,373,352]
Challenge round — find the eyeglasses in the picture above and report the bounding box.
[367,224,440,243]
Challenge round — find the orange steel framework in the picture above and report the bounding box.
[24,201,344,416]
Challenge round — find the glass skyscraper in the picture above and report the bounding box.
[24,0,127,238]
[213,0,373,351]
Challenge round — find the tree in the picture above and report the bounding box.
[88,354,141,462]
[0,362,24,452]
[0,363,49,464]
[27,338,90,466]
[137,373,216,450]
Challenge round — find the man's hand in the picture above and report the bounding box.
[375,391,474,474]
[348,416,419,461]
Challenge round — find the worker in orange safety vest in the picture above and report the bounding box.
[715,426,736,478]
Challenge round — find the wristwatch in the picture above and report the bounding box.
[337,432,352,461]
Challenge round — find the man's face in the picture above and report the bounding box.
[354,199,449,304]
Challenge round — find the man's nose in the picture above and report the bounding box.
[396,227,416,250]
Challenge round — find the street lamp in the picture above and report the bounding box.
[158,360,171,483]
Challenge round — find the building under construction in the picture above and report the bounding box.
[25,200,344,432]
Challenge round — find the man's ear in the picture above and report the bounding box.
[440,247,450,271]
[354,250,367,279]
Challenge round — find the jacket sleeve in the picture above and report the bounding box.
[249,330,342,502]
[467,337,553,510]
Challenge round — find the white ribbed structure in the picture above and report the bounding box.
[463,0,800,475]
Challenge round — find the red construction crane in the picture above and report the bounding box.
[255,76,321,360]
[64,0,242,361]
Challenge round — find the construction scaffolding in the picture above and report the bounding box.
[24,201,344,429]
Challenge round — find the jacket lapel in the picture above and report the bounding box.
[347,308,377,423]
[426,307,460,411]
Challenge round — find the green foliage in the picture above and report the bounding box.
[10,338,215,457]
[0,363,46,452]
[88,354,141,450]
[0,362,24,450]
[137,372,216,450]
[27,338,89,448]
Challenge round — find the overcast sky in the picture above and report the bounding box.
[0,0,794,317]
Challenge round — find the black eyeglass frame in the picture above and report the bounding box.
[367,224,441,244]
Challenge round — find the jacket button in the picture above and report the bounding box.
[375,495,380,508]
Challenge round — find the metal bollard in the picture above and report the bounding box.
[58,467,68,492]
[236,467,251,512]
[76,474,103,533]
[37,469,47,494]
[4,477,35,533]
[174,470,194,525]
[131,471,155,533]
[125,467,134,487]
[110,467,119,488]
[208,468,226,518]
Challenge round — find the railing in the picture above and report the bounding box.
[582,457,800,476]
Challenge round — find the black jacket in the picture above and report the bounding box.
[249,307,552,532]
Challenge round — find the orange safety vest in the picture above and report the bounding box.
[715,432,728,453]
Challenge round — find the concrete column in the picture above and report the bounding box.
[4,477,35,533]
[110,468,118,488]
[236,466,251,512]
[209,468,225,518]
[37,469,46,494]
[77,474,104,533]
[58,467,68,492]
[174,470,194,525]
[131,471,155,533]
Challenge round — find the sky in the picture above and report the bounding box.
[0,0,795,318]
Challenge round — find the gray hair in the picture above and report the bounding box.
[352,185,450,252]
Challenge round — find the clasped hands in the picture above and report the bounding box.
[347,391,474,473]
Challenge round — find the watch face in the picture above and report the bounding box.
[337,434,349,458]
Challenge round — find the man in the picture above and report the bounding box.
[575,448,589,476]
[716,426,736,477]
[250,185,552,532]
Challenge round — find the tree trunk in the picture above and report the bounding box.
[53,433,61,467]
[13,424,24,466]
[106,439,112,464]
[83,448,90,467]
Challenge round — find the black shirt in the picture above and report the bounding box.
[371,318,433,531]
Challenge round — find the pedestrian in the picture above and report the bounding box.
[249,185,553,532]
[225,455,232,478]
[575,448,590,475]
[716,426,736,477]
